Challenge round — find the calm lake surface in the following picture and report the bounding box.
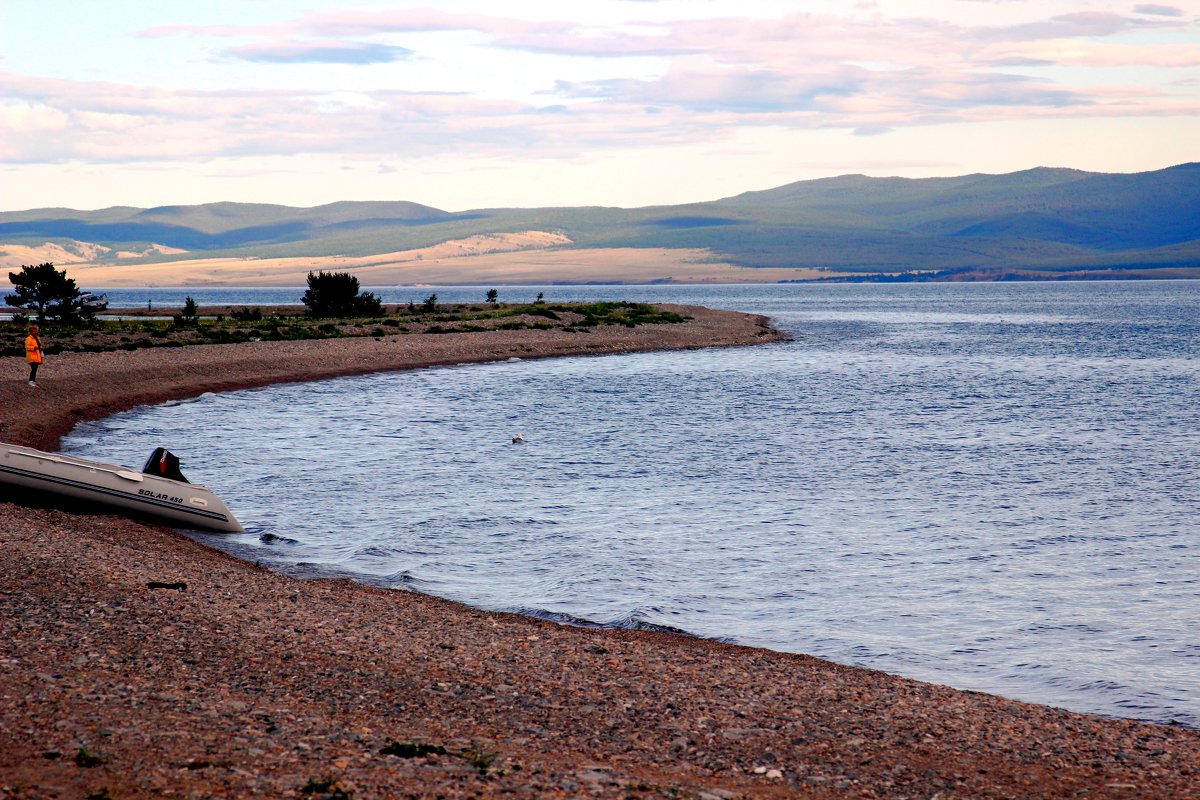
[64,282,1200,727]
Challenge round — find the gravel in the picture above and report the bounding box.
[1,308,1197,799]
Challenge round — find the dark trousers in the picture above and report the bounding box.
[29,362,39,382]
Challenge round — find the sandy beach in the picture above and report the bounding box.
[2,308,1198,799]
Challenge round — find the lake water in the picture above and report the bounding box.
[63,282,1200,727]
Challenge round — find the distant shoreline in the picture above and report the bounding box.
[5,163,1197,285]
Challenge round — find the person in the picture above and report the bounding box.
[25,324,43,387]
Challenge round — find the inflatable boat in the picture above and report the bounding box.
[0,443,244,532]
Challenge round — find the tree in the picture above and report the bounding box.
[301,271,383,318]
[486,288,498,305]
[173,295,200,328]
[5,262,89,325]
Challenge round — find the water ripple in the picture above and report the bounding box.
[65,282,1200,728]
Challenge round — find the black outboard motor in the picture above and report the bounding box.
[143,447,189,483]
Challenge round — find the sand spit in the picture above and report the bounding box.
[1,309,1198,799]
[0,305,779,452]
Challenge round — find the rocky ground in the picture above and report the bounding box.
[1,308,1197,799]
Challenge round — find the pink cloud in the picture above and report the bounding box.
[9,5,1198,171]
[1134,4,1184,17]
[139,8,570,41]
[978,11,1173,41]
[999,42,1200,68]
[135,6,1196,81]
[557,58,868,112]
[294,8,571,38]
[2,72,691,165]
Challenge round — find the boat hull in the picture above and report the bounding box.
[0,444,244,532]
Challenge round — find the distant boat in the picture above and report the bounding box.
[80,292,108,311]
[0,443,243,532]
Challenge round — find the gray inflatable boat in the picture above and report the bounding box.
[0,443,243,532]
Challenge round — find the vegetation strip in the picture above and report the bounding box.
[3,300,688,356]
[4,265,688,356]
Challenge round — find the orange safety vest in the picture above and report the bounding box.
[25,334,43,364]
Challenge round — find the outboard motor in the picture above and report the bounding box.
[143,447,189,483]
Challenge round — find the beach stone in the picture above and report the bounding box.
[1,318,1199,799]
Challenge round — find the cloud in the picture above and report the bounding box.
[223,40,413,64]
[1134,4,1184,17]
[135,6,1197,76]
[556,55,1089,125]
[557,59,866,113]
[979,11,1163,41]
[7,4,1198,173]
[296,8,572,39]
[139,8,571,42]
[0,71,651,165]
[1005,41,1200,68]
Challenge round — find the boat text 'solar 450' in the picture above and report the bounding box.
[0,443,243,532]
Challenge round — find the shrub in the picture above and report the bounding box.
[230,306,263,321]
[379,741,447,758]
[302,271,382,318]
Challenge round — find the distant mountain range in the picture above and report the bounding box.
[3,163,1198,281]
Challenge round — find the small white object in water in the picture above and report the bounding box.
[512,432,525,444]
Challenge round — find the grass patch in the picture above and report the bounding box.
[462,743,498,775]
[0,300,688,356]
[74,746,107,768]
[379,741,447,758]
[299,776,353,800]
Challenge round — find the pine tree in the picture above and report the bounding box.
[5,262,88,325]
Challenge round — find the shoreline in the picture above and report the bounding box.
[2,308,1198,798]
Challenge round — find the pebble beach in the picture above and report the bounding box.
[2,307,1198,799]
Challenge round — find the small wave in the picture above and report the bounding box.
[506,606,603,628]
[377,570,429,590]
[355,544,403,558]
[606,608,697,637]
[503,606,715,640]
[160,391,217,408]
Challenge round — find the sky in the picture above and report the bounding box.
[2,0,1198,212]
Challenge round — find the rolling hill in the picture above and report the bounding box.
[2,163,1197,283]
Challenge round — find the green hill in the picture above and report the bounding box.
[3,164,1197,280]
